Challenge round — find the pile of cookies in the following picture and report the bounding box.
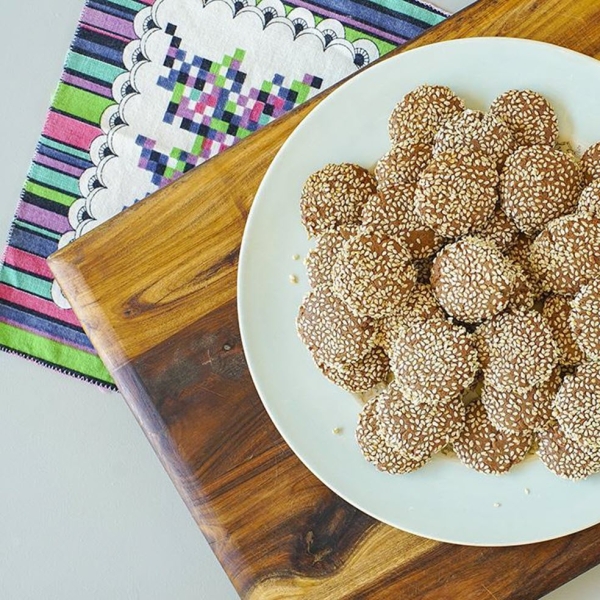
[296,84,600,480]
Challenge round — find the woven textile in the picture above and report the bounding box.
[0,0,447,388]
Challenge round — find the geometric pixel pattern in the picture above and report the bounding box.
[135,135,198,188]
[152,23,323,174]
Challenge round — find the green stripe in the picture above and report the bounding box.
[29,164,80,197]
[53,82,114,124]
[13,220,61,241]
[370,0,445,25]
[41,137,92,161]
[342,27,396,55]
[1,267,53,299]
[23,181,76,208]
[0,322,114,385]
[64,52,125,84]
[107,0,146,13]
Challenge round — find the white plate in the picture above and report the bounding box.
[237,38,600,546]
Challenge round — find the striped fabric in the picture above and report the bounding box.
[0,0,447,388]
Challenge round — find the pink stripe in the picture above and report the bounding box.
[80,23,131,44]
[34,153,85,178]
[0,284,82,327]
[43,112,100,151]
[4,247,55,280]
[82,7,135,39]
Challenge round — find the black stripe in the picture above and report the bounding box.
[20,191,71,217]
[12,222,62,244]
[5,263,53,283]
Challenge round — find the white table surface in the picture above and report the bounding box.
[1,1,599,598]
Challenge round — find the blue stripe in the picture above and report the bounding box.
[88,0,138,20]
[72,38,124,66]
[10,227,58,258]
[38,144,94,171]
[306,0,426,39]
[0,304,93,350]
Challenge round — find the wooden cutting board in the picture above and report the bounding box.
[49,0,600,598]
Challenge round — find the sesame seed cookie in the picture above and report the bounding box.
[376,383,466,460]
[300,163,376,237]
[378,284,443,353]
[581,142,600,184]
[305,226,356,288]
[415,151,498,238]
[473,207,520,252]
[578,181,600,218]
[500,146,581,235]
[390,317,479,404]
[296,284,377,364]
[431,236,517,323]
[528,213,600,295]
[476,310,558,391]
[317,346,390,393]
[356,397,430,474]
[453,399,533,475]
[570,279,600,361]
[361,185,443,259]
[388,84,465,145]
[375,141,432,188]
[481,367,561,435]
[489,89,558,147]
[433,109,515,168]
[507,260,537,310]
[542,295,584,366]
[553,362,600,448]
[537,422,600,480]
[332,228,416,319]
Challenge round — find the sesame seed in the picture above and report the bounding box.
[289,274,299,284]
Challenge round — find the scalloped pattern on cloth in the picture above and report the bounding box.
[52,0,386,305]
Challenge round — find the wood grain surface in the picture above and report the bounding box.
[49,0,600,598]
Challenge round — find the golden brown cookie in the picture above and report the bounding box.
[376,383,465,460]
[453,399,533,475]
[431,236,517,323]
[356,397,430,474]
[375,141,432,187]
[553,362,600,448]
[296,285,377,364]
[537,422,600,480]
[489,89,558,147]
[529,213,600,295]
[332,229,416,319]
[477,310,558,392]
[360,185,442,259]
[388,84,465,145]
[415,151,498,238]
[390,317,479,405]
[570,279,600,361]
[500,146,581,235]
[433,109,515,168]
[542,295,584,366]
[300,163,376,237]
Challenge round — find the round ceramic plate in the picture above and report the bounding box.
[237,37,600,546]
